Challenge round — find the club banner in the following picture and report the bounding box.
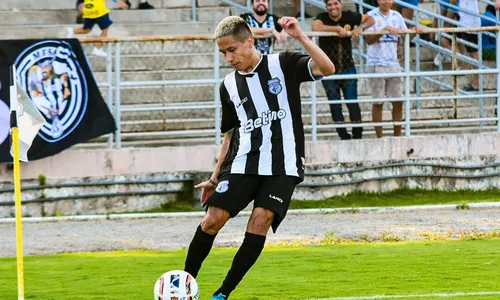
[0,39,116,162]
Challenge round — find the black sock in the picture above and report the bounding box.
[215,232,266,297]
[184,224,217,278]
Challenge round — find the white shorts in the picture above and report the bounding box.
[367,65,403,105]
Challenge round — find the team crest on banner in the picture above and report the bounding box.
[267,77,282,95]
[15,40,88,143]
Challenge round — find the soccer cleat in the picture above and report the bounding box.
[211,293,228,300]
[66,27,75,38]
[138,1,154,9]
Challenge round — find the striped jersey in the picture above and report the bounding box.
[218,51,319,183]
[240,13,283,54]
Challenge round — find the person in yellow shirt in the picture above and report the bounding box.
[67,0,129,57]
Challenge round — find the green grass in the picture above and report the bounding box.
[131,188,500,213]
[1,239,500,299]
[289,187,500,209]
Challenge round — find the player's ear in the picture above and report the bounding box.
[247,36,254,49]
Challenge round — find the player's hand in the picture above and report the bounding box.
[350,26,363,40]
[278,17,304,39]
[195,180,217,204]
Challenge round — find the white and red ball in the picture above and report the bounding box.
[153,270,199,300]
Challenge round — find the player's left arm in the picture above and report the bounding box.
[278,17,335,77]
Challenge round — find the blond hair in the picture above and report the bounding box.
[214,16,252,42]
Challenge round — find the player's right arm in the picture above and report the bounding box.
[195,81,238,204]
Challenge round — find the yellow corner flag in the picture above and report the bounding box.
[9,65,44,300]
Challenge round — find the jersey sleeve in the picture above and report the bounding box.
[315,12,328,23]
[352,11,363,26]
[398,14,408,30]
[220,81,239,133]
[279,50,319,83]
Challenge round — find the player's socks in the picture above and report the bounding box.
[215,232,266,296]
[184,224,217,278]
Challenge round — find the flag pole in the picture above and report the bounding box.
[10,65,25,300]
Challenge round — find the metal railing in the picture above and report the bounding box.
[79,26,500,148]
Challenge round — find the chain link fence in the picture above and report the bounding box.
[78,27,500,148]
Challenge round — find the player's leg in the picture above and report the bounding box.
[71,18,94,35]
[212,175,296,299]
[96,14,113,51]
[184,174,259,280]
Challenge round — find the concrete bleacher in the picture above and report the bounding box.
[0,0,496,147]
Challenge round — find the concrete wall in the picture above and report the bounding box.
[1,132,499,181]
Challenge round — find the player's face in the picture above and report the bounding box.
[217,35,255,72]
[377,0,393,12]
[253,0,268,16]
[326,0,342,18]
[42,65,53,80]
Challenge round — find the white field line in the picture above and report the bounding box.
[306,291,500,300]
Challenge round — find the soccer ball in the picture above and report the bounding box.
[153,270,199,300]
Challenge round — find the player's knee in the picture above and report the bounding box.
[200,208,229,235]
[248,208,274,233]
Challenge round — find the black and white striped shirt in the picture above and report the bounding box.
[240,13,283,55]
[218,51,319,182]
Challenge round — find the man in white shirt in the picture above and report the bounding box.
[364,0,409,138]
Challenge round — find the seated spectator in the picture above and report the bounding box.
[240,0,287,54]
[68,0,130,57]
[481,5,497,61]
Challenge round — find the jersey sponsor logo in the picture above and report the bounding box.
[15,40,88,143]
[267,77,282,95]
[269,194,283,203]
[244,109,287,133]
[216,180,229,193]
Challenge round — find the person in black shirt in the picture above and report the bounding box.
[240,0,288,54]
[313,0,374,140]
[183,16,335,300]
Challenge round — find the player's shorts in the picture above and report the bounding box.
[396,0,419,9]
[83,13,113,30]
[458,32,478,53]
[366,65,403,105]
[205,174,297,233]
[440,0,459,13]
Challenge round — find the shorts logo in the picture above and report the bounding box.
[267,77,282,95]
[15,40,88,143]
[216,180,229,193]
[269,194,283,203]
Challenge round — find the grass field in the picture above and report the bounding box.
[1,239,499,299]
[143,188,500,213]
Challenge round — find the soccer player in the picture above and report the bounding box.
[183,16,335,300]
[67,0,129,57]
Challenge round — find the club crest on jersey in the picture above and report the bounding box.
[267,77,282,95]
[216,180,229,193]
[15,40,88,143]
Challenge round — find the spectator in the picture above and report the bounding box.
[482,5,497,61]
[312,0,375,140]
[240,0,287,54]
[433,0,460,66]
[67,0,130,57]
[457,0,481,91]
[364,0,421,138]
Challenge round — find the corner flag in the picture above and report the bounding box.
[9,64,44,300]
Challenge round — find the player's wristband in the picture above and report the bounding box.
[209,179,218,187]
